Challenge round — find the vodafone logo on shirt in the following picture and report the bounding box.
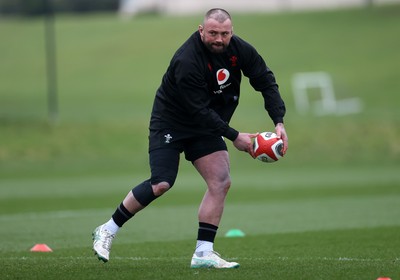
[216,69,230,85]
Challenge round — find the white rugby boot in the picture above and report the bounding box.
[92,224,115,262]
[190,251,239,268]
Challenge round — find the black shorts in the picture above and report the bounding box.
[149,129,227,162]
[148,129,227,187]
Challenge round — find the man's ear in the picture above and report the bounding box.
[198,25,204,37]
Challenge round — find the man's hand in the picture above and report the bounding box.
[233,133,259,158]
[275,123,288,155]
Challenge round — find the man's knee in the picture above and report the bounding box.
[131,180,171,207]
[208,176,231,195]
[152,181,170,196]
[221,176,231,193]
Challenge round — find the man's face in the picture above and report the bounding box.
[199,18,233,54]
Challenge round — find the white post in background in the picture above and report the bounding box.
[292,71,362,116]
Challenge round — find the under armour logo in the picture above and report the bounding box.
[164,133,172,144]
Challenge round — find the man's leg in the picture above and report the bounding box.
[92,148,180,262]
[190,150,239,268]
[195,150,231,226]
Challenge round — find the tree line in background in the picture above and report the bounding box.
[0,0,119,16]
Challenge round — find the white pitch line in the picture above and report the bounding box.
[0,256,394,263]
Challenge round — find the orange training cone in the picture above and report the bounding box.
[30,244,53,252]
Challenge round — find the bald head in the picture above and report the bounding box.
[203,8,232,25]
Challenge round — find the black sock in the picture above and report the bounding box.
[111,203,134,227]
[197,222,218,242]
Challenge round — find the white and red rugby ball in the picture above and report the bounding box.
[253,132,284,163]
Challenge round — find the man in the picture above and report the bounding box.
[92,8,288,269]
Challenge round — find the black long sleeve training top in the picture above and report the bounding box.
[149,31,286,141]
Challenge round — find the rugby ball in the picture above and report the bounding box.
[253,132,284,163]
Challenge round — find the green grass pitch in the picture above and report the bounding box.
[1,4,400,280]
[1,166,400,279]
